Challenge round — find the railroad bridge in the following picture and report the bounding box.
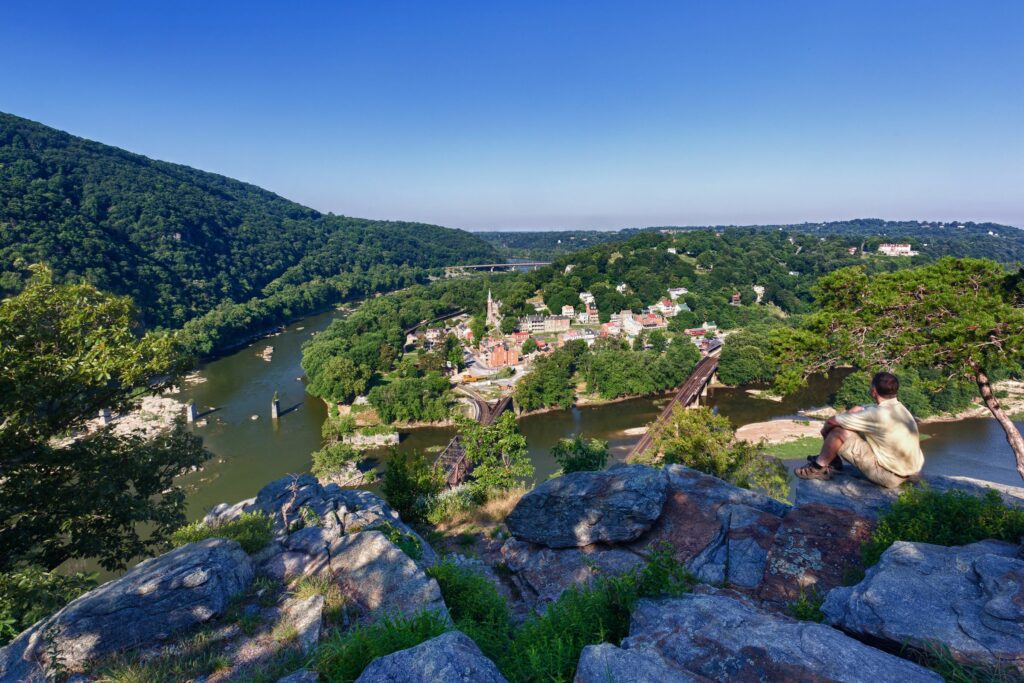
[627,353,720,461]
[434,394,513,488]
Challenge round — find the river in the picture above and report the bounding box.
[172,308,1024,522]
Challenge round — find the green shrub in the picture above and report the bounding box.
[381,450,443,523]
[924,642,1020,683]
[862,486,1024,567]
[426,560,513,663]
[375,522,423,561]
[499,547,693,682]
[0,567,96,644]
[787,589,824,622]
[311,442,360,480]
[322,414,357,440]
[551,435,609,474]
[170,511,273,554]
[648,406,790,502]
[315,611,449,682]
[425,485,479,525]
[95,628,233,683]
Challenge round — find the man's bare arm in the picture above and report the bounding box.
[821,405,864,436]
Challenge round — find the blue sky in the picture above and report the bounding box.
[2,1,1021,229]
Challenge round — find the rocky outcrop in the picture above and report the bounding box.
[575,643,709,682]
[0,538,252,681]
[823,539,1024,673]
[606,592,942,682]
[756,502,874,605]
[506,464,668,547]
[263,524,448,623]
[280,594,324,654]
[330,531,449,622]
[626,465,789,565]
[216,475,438,571]
[501,538,645,609]
[355,631,507,683]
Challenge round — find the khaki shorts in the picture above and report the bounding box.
[838,433,908,489]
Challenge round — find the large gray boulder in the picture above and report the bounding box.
[0,538,252,681]
[822,540,1024,674]
[500,538,645,609]
[614,592,941,682]
[626,465,788,566]
[329,531,449,622]
[506,464,668,548]
[686,503,781,588]
[575,643,708,682]
[355,631,507,683]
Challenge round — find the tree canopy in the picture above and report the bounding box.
[771,258,1024,480]
[0,266,209,570]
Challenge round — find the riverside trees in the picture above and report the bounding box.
[0,266,209,571]
[771,258,1024,481]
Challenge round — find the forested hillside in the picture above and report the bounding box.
[0,112,496,332]
[481,219,1024,263]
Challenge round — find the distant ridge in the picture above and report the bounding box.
[478,219,1024,262]
[0,112,497,328]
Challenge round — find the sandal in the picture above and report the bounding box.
[807,454,843,472]
[795,460,832,481]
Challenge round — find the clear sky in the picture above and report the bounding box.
[2,1,1021,230]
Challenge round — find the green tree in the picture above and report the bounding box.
[0,266,210,571]
[381,450,443,523]
[500,316,518,334]
[470,316,487,347]
[521,337,539,355]
[445,334,465,370]
[771,258,1024,481]
[717,341,777,385]
[306,355,369,405]
[646,406,788,501]
[311,442,361,480]
[458,413,533,494]
[551,434,609,474]
[648,330,668,353]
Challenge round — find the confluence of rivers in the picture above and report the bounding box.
[173,306,1024,522]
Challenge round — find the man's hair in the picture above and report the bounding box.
[871,371,899,398]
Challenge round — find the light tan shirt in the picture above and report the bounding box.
[834,397,924,477]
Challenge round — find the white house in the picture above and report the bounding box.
[667,287,688,300]
[877,243,919,256]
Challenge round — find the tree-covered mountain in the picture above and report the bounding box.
[0,112,497,330]
[480,219,1024,264]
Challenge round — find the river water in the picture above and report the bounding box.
[173,308,1024,521]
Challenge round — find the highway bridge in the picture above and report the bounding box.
[444,262,551,277]
[627,352,721,461]
[434,394,514,488]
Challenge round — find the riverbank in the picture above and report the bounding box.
[735,418,824,445]
[918,380,1024,424]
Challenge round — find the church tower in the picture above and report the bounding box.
[486,289,502,328]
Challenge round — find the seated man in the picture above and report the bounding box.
[795,371,923,488]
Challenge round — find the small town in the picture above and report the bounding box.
[404,283,724,403]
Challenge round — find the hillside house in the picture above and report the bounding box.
[877,243,918,256]
[667,287,688,300]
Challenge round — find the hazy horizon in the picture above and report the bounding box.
[4,2,1021,230]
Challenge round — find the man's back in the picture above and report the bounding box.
[834,398,923,477]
